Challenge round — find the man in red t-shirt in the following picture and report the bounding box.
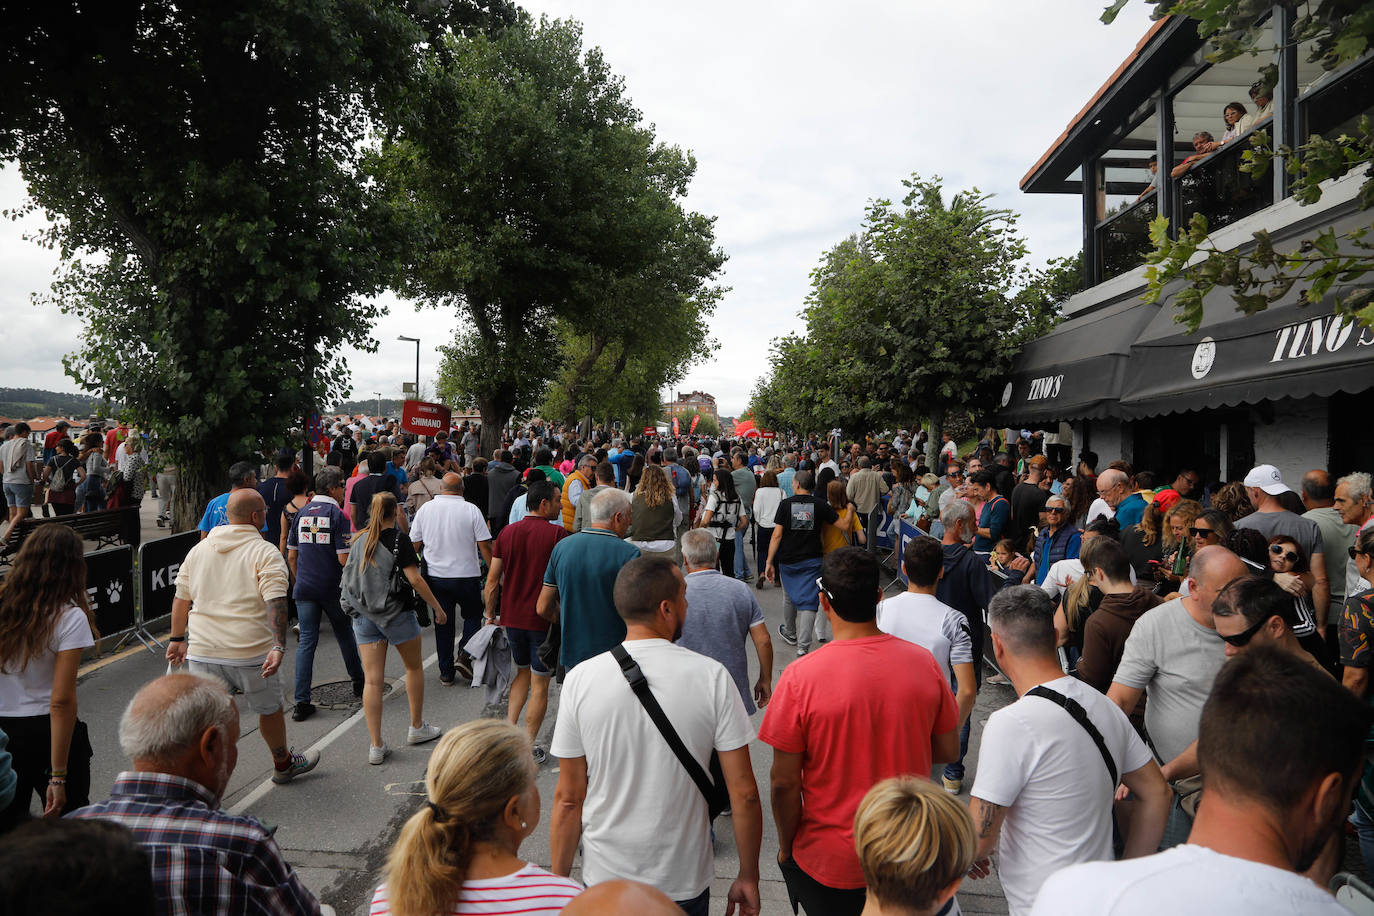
[484,479,568,760]
[758,547,960,915]
[104,421,128,464]
[42,420,69,462]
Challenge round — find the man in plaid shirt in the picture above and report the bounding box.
[68,674,326,916]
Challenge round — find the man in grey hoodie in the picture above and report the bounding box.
[486,449,522,536]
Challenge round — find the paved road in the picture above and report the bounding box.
[58,504,1012,916]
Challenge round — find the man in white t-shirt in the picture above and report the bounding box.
[549,556,762,916]
[877,536,976,738]
[410,473,492,684]
[1032,646,1369,915]
[968,586,1170,916]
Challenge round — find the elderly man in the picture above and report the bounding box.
[677,529,774,714]
[538,488,640,671]
[69,675,329,916]
[168,489,319,782]
[560,454,599,532]
[1336,472,1374,599]
[412,472,493,685]
[1302,469,1356,650]
[1033,494,1082,586]
[572,461,616,533]
[1088,468,1129,525]
[846,456,889,556]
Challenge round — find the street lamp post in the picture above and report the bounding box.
[374,391,382,419]
[397,335,421,400]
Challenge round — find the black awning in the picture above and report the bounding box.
[986,298,1159,427]
[1118,295,1374,419]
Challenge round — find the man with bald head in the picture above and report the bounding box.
[561,879,681,915]
[1089,468,1132,525]
[1302,468,1356,647]
[1108,544,1250,846]
[411,471,493,684]
[167,489,320,782]
[69,675,327,916]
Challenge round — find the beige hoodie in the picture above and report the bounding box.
[175,524,290,661]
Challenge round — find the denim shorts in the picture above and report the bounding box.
[506,626,549,675]
[3,483,33,508]
[352,612,422,647]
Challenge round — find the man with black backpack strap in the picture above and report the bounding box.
[967,585,1171,916]
[549,555,762,916]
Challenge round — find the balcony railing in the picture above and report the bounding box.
[1095,194,1158,282]
[1173,136,1274,236]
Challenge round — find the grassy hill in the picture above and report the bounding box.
[0,388,119,419]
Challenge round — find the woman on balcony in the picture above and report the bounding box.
[1220,102,1248,143]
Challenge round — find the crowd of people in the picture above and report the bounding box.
[1,414,1372,916]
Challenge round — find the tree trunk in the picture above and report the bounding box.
[926,404,946,467]
[171,454,217,534]
[479,394,514,459]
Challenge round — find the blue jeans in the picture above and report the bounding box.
[1352,799,1374,875]
[428,575,484,681]
[675,888,709,916]
[734,525,752,578]
[294,596,364,705]
[943,716,972,782]
[76,477,106,512]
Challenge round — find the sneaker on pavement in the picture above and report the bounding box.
[271,748,321,784]
[368,744,390,766]
[777,624,797,647]
[532,746,548,765]
[408,722,442,745]
[942,776,962,795]
[454,655,475,682]
[290,702,315,722]
[438,675,455,687]
[755,578,765,590]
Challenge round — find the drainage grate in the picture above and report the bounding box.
[309,678,396,710]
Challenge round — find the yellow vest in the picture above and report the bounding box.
[560,469,590,531]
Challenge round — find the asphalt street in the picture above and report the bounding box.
[55,503,1012,916]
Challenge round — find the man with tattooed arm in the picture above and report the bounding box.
[167,488,322,782]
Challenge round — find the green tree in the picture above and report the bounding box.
[1102,0,1374,330]
[674,409,721,438]
[0,0,512,528]
[750,177,1062,451]
[374,16,724,457]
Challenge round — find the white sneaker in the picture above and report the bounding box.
[368,744,390,765]
[407,722,442,745]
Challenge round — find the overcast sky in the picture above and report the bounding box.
[0,0,1156,418]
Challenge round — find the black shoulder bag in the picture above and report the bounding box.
[611,644,730,819]
[1027,685,1118,786]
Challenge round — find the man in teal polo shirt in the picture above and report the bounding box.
[538,488,640,670]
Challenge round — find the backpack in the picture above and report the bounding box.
[669,463,690,498]
[48,455,75,493]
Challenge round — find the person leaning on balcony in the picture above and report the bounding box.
[1134,155,1158,202]
[1220,102,1248,143]
[1238,80,1273,133]
[1170,132,1216,178]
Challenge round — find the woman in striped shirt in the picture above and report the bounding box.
[370,720,582,916]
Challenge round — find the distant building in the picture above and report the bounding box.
[664,390,718,422]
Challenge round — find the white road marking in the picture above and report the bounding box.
[228,650,438,815]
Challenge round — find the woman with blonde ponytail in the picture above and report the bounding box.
[853,776,977,915]
[369,720,583,915]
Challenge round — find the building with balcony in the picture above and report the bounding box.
[665,390,719,422]
[990,10,1374,486]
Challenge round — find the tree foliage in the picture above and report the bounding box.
[1103,0,1374,331]
[0,0,514,527]
[749,177,1065,445]
[374,16,724,456]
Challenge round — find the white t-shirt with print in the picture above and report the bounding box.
[876,592,972,676]
[971,675,1153,916]
[549,638,754,901]
[1029,844,1350,915]
[0,605,96,716]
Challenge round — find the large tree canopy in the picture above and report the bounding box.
[374,15,724,456]
[749,177,1068,445]
[0,0,514,526]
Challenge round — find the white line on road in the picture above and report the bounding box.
[228,650,439,816]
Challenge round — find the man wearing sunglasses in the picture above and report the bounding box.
[1213,576,1324,667]
[1032,495,1081,586]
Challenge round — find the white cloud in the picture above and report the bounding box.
[0,0,1155,418]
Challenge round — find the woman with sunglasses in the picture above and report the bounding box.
[1187,509,1232,551]
[1266,535,1328,667]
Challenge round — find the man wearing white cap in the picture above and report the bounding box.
[1237,464,1329,622]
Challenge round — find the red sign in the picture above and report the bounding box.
[688,415,700,434]
[643,426,656,435]
[400,400,452,436]
[761,430,776,438]
[672,416,680,436]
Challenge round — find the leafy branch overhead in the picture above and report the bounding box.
[1104,0,1374,331]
